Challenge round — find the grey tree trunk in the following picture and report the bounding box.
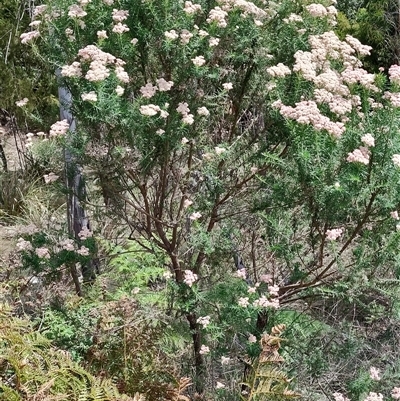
[57,71,97,295]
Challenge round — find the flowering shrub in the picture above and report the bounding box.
[16,226,96,285]
[17,0,400,398]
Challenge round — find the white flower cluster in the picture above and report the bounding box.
[273,99,345,138]
[326,228,343,241]
[267,63,291,77]
[305,3,328,18]
[68,4,87,18]
[36,247,51,259]
[235,268,246,279]
[78,227,93,240]
[20,30,40,44]
[43,172,59,184]
[389,64,400,84]
[253,295,279,309]
[393,154,400,167]
[97,30,108,39]
[140,83,157,98]
[81,91,97,102]
[180,29,193,44]
[16,98,29,107]
[197,106,210,116]
[283,13,303,24]
[113,66,128,83]
[217,0,267,20]
[61,62,82,77]
[140,104,160,116]
[361,133,375,147]
[183,1,202,14]
[112,9,129,33]
[165,29,179,40]
[197,315,211,328]
[190,211,202,220]
[333,393,350,401]
[207,7,228,28]
[77,246,90,256]
[192,55,206,67]
[49,119,69,137]
[392,388,400,400]
[199,345,210,354]
[33,5,47,18]
[346,147,370,165]
[16,238,33,252]
[157,78,174,91]
[177,102,194,125]
[61,45,129,85]
[248,334,257,343]
[272,29,379,139]
[385,90,400,107]
[60,238,75,251]
[183,269,198,287]
[112,9,129,22]
[222,82,233,90]
[238,297,249,307]
[209,37,220,47]
[364,393,383,401]
[113,23,129,34]
[221,356,230,365]
[65,28,75,41]
[140,79,174,99]
[369,367,381,381]
[139,104,169,118]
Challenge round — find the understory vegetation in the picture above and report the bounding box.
[2,0,400,400]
